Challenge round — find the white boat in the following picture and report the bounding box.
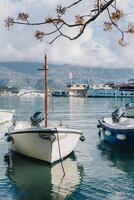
[87,81,134,98]
[18,90,44,98]
[87,88,134,97]
[0,109,13,125]
[6,120,83,163]
[5,55,85,163]
[67,83,89,97]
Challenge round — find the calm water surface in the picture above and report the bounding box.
[0,96,134,200]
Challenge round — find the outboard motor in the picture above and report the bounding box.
[125,103,131,108]
[111,107,125,123]
[30,112,44,127]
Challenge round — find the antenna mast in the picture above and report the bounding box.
[44,54,48,127]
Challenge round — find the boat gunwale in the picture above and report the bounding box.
[98,118,134,131]
[9,127,82,135]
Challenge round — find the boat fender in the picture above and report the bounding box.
[116,134,127,141]
[5,134,13,142]
[80,135,85,142]
[97,124,102,129]
[98,130,101,139]
[4,153,10,164]
[105,130,112,136]
[5,133,9,137]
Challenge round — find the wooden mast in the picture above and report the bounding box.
[44,54,48,127]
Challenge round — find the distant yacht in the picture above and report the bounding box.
[67,83,89,97]
[87,80,134,98]
[18,89,44,98]
[51,90,66,97]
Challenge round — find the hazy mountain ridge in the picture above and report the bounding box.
[0,61,134,89]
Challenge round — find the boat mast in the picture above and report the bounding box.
[44,54,48,127]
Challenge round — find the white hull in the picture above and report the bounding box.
[67,84,89,97]
[87,89,134,97]
[8,124,82,163]
[0,110,13,137]
[0,109,13,124]
[68,91,86,97]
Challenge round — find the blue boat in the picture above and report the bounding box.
[51,90,66,97]
[97,104,134,148]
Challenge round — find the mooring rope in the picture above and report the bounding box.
[56,128,65,176]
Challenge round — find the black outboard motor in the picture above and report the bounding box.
[111,107,125,123]
[125,103,131,108]
[30,112,44,127]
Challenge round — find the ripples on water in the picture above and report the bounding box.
[0,96,134,200]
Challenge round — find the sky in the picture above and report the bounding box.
[0,0,134,68]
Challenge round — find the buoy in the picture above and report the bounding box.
[80,135,85,142]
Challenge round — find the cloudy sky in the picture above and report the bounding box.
[0,0,134,68]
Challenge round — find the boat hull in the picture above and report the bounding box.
[87,89,134,98]
[98,119,134,148]
[8,130,81,163]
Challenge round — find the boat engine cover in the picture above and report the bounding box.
[30,112,44,127]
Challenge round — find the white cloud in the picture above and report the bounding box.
[0,0,133,68]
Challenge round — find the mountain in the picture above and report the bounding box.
[0,61,134,89]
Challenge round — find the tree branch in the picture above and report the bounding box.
[5,0,133,46]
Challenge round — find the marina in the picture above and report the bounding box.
[51,80,134,98]
[0,1,134,199]
[0,96,134,199]
[2,79,134,98]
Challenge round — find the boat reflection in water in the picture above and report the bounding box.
[97,140,134,174]
[5,152,84,200]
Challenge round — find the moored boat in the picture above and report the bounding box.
[5,55,85,163]
[67,83,89,97]
[87,80,134,98]
[51,90,66,97]
[97,104,134,148]
[6,119,83,163]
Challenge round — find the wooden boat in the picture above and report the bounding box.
[5,55,85,163]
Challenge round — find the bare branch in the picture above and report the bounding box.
[66,0,83,9]
[5,0,134,46]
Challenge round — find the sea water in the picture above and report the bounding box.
[0,96,134,200]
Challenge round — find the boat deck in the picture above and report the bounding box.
[103,117,134,129]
